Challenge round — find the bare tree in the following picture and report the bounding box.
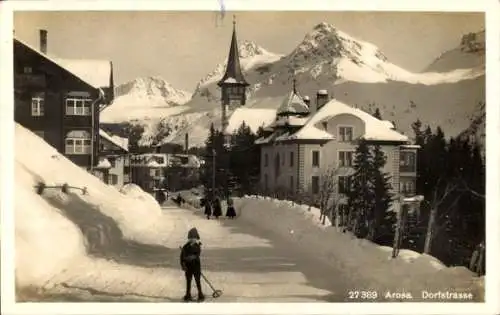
[423,177,462,254]
[318,168,342,226]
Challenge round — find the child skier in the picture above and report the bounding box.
[180,227,205,302]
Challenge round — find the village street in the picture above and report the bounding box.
[33,202,358,303]
[156,204,355,302]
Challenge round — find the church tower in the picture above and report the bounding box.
[217,16,249,135]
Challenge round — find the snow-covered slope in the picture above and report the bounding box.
[100,76,192,124]
[425,30,485,73]
[14,124,166,289]
[145,23,485,148]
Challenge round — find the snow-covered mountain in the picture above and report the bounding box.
[100,76,192,124]
[156,23,484,148]
[425,30,485,73]
[113,23,483,148]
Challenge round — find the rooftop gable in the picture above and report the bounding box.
[276,90,310,116]
[289,99,408,142]
[99,129,129,152]
[14,37,113,91]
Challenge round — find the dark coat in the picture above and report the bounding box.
[180,239,202,271]
[213,198,222,217]
[204,202,212,216]
[226,205,236,218]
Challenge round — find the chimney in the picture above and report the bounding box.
[316,90,329,111]
[303,95,311,107]
[39,29,47,54]
[184,133,189,153]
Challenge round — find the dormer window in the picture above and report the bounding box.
[338,126,353,142]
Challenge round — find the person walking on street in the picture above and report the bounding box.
[204,198,212,220]
[213,197,222,219]
[180,227,205,302]
[225,197,236,219]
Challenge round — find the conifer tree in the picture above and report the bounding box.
[372,107,383,120]
[369,145,395,243]
[201,123,226,198]
[346,139,374,237]
[229,122,260,194]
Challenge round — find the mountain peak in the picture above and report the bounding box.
[193,40,282,92]
[313,22,337,33]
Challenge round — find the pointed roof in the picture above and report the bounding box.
[276,78,310,116]
[217,16,249,86]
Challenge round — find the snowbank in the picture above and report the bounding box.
[14,124,170,291]
[234,195,484,301]
[15,166,86,288]
[119,183,161,213]
[15,124,163,245]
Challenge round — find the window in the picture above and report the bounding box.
[400,151,416,172]
[264,153,268,167]
[400,178,416,195]
[31,92,45,116]
[312,150,320,167]
[322,122,328,131]
[338,126,353,142]
[282,152,285,166]
[33,130,44,139]
[23,66,32,74]
[338,176,352,194]
[65,92,92,116]
[289,152,294,167]
[154,156,165,165]
[108,158,116,168]
[338,151,354,167]
[65,130,91,155]
[290,176,294,190]
[150,168,161,177]
[108,174,118,185]
[311,176,320,194]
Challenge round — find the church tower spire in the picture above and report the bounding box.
[218,15,249,136]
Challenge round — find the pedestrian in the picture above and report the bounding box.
[204,199,212,219]
[225,197,236,219]
[213,197,222,219]
[180,227,205,302]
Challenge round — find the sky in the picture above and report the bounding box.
[14,11,484,92]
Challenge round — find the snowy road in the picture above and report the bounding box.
[31,204,355,302]
[156,205,353,302]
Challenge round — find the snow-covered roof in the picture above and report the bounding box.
[99,129,129,152]
[286,127,334,141]
[223,77,238,84]
[147,160,162,168]
[380,120,395,129]
[288,99,408,142]
[277,90,310,116]
[55,58,112,89]
[95,157,112,169]
[14,37,112,90]
[275,116,309,127]
[225,108,277,135]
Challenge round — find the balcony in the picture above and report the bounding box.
[15,74,46,89]
[399,150,417,173]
